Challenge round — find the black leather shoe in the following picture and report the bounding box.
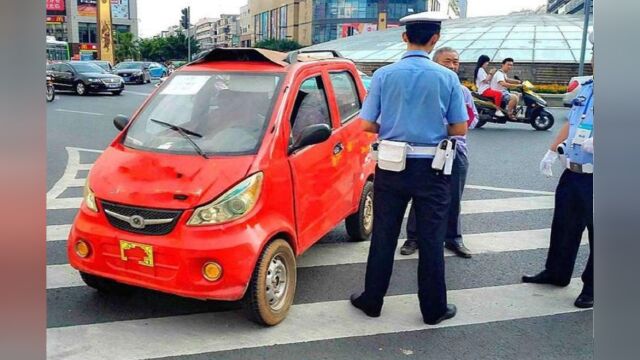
[400,240,418,255]
[574,293,593,308]
[424,304,457,325]
[445,242,472,258]
[521,271,570,287]
[350,293,381,317]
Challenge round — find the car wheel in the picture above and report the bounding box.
[80,271,134,295]
[146,74,151,83]
[112,90,122,96]
[345,180,374,241]
[243,239,296,326]
[46,85,55,102]
[75,82,87,96]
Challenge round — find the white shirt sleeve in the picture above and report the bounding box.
[476,68,489,93]
[491,71,506,92]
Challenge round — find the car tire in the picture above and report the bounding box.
[75,82,87,96]
[345,180,374,242]
[79,271,134,295]
[242,239,296,326]
[112,90,122,96]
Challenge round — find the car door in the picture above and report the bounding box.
[58,63,75,88]
[287,73,345,253]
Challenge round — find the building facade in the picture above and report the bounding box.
[215,15,240,48]
[194,17,218,51]
[239,4,253,47]
[46,0,139,60]
[548,0,593,14]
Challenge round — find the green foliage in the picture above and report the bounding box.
[138,33,200,62]
[114,32,140,62]
[254,39,303,52]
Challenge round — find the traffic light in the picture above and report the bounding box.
[180,8,190,29]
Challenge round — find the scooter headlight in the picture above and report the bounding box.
[188,172,263,226]
[83,179,98,213]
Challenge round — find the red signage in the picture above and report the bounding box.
[46,0,66,12]
[46,16,66,23]
[79,44,98,51]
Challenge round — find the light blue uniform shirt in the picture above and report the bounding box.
[565,80,594,168]
[360,50,468,158]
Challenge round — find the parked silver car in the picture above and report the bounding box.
[563,75,593,107]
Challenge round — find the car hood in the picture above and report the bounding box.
[89,145,256,210]
[81,72,120,79]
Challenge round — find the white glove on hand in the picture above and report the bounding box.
[539,150,558,177]
[582,137,594,154]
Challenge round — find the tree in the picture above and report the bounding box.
[114,32,140,62]
[138,33,199,62]
[254,39,303,52]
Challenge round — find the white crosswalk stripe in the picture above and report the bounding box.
[46,147,589,360]
[47,280,586,360]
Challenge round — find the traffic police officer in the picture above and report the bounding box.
[350,12,469,325]
[522,31,595,309]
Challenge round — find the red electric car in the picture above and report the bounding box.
[68,48,376,325]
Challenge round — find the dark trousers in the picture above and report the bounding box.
[545,170,594,295]
[362,158,451,322]
[407,151,468,246]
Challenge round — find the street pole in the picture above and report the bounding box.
[578,0,592,76]
[187,6,191,62]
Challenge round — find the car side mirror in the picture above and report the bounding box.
[113,115,130,131]
[289,123,332,154]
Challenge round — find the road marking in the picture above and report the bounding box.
[47,197,84,210]
[400,195,554,218]
[465,185,555,196]
[46,280,587,360]
[123,90,152,96]
[54,109,104,116]
[46,228,588,288]
[47,224,72,242]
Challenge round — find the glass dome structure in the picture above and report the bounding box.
[305,14,594,63]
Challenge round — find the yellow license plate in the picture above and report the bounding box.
[119,240,154,267]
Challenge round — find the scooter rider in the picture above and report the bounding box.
[523,31,595,309]
[491,58,523,119]
[474,55,505,117]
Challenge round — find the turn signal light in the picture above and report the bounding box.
[567,80,579,93]
[75,240,91,258]
[202,262,223,281]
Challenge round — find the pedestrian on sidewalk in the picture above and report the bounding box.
[350,12,468,325]
[522,31,595,309]
[400,46,478,259]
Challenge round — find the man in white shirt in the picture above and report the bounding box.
[490,57,523,119]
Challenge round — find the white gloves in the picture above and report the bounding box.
[539,150,558,177]
[582,137,594,154]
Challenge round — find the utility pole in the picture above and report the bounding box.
[578,0,592,76]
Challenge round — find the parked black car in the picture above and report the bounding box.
[113,61,151,84]
[46,62,124,96]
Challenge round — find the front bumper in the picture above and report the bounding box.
[68,204,265,301]
[87,81,124,92]
[120,74,145,83]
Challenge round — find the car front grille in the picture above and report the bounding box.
[100,200,183,236]
[101,78,120,84]
[120,73,131,77]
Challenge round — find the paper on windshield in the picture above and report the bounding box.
[161,75,210,95]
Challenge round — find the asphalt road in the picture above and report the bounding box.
[46,83,592,360]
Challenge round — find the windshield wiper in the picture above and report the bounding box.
[150,119,208,159]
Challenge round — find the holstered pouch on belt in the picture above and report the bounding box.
[432,139,455,174]
[377,140,408,172]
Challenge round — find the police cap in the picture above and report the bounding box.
[399,11,449,32]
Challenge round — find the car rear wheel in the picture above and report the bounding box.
[345,180,374,241]
[80,271,134,295]
[243,239,296,326]
[75,82,87,96]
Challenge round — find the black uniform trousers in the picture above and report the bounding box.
[361,158,451,322]
[545,169,594,295]
[407,150,468,246]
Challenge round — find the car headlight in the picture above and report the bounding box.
[188,172,263,226]
[88,78,100,82]
[83,180,98,212]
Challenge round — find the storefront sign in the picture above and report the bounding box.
[77,0,97,17]
[340,23,377,38]
[79,43,98,51]
[46,16,66,23]
[46,0,66,12]
[111,0,130,19]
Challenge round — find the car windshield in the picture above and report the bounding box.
[115,62,143,70]
[124,72,283,156]
[93,62,110,71]
[72,63,105,73]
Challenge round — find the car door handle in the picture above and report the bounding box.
[333,143,344,155]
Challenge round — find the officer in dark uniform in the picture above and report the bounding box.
[522,31,595,309]
[350,12,469,325]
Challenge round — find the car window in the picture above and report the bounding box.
[329,72,361,124]
[59,64,72,73]
[290,76,332,143]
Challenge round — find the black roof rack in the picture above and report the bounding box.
[285,49,344,64]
